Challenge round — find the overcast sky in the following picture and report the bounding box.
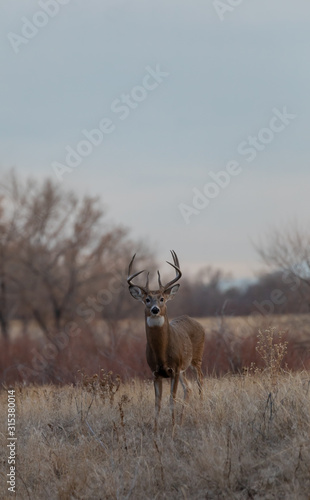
[1,1,310,279]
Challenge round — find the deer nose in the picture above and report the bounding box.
[151,306,160,315]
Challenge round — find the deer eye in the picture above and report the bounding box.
[145,297,151,304]
[160,297,164,303]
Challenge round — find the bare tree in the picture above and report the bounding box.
[0,196,12,339]
[0,170,140,339]
[0,172,30,338]
[255,223,310,306]
[255,224,310,283]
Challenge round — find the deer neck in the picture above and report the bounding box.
[145,311,170,371]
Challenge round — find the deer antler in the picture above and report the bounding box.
[157,250,182,291]
[127,254,149,293]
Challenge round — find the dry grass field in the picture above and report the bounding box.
[1,367,310,499]
[1,319,310,499]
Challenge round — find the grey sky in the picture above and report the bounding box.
[1,1,310,278]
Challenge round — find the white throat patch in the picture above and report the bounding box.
[147,316,165,328]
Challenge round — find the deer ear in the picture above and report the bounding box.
[164,284,180,301]
[129,286,145,302]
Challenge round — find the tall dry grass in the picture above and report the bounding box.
[1,367,310,499]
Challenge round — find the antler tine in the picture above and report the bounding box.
[162,250,182,290]
[127,254,149,293]
[170,249,180,268]
[157,270,163,289]
[127,253,136,277]
[145,272,150,290]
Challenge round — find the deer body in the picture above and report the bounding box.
[146,314,204,378]
[127,251,205,431]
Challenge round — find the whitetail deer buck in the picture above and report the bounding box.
[127,250,205,431]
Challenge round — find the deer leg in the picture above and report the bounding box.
[191,363,204,398]
[170,372,180,429]
[179,373,191,425]
[154,377,162,433]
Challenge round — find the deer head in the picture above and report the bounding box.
[127,250,182,326]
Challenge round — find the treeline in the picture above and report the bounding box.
[0,171,309,342]
[168,267,309,319]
